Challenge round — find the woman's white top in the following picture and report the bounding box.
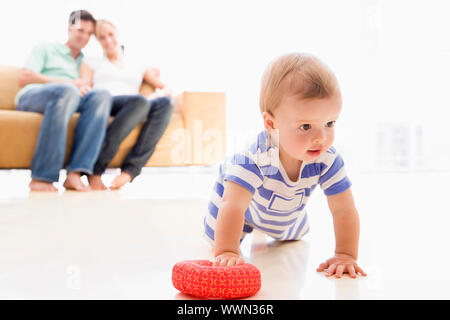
[84,55,147,96]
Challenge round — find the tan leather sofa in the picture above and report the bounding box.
[0,65,226,169]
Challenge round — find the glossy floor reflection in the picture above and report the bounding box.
[0,168,448,299]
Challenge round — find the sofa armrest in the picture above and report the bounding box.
[180,91,226,165]
[0,110,42,168]
[0,65,21,111]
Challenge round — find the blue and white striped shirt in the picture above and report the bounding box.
[204,130,352,242]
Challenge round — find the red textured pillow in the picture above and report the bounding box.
[172,260,261,299]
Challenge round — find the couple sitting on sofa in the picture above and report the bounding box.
[16,10,174,192]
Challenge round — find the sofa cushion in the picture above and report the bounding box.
[0,109,184,168]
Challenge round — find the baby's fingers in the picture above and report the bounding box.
[218,257,231,267]
[214,256,244,267]
[348,265,357,278]
[335,264,347,278]
[214,255,229,266]
[316,262,329,272]
[213,257,222,266]
[355,264,367,276]
[225,257,245,266]
[325,263,337,277]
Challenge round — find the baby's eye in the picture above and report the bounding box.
[326,121,335,128]
[299,124,311,131]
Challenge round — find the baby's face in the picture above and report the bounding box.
[269,92,342,162]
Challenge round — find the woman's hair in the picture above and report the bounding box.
[259,53,339,114]
[95,19,124,53]
[94,19,116,38]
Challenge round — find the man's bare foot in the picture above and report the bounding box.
[87,175,107,190]
[111,171,132,190]
[63,172,91,192]
[29,179,58,192]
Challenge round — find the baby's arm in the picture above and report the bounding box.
[317,188,367,278]
[213,180,253,266]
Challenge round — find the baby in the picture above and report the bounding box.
[204,53,366,278]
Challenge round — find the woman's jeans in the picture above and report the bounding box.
[93,95,174,180]
[16,83,112,183]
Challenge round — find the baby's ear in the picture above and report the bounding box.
[262,111,276,132]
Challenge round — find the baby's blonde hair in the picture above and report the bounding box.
[259,53,339,114]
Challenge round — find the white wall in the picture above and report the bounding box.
[2,0,449,173]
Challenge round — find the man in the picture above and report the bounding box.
[16,10,112,191]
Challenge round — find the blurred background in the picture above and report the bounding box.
[1,0,449,174]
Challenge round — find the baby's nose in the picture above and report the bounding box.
[313,129,325,143]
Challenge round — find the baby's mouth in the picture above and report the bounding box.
[306,148,322,157]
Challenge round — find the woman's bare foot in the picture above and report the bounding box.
[29,179,58,192]
[111,171,132,190]
[63,172,91,192]
[87,175,107,190]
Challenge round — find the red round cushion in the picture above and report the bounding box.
[172,260,261,299]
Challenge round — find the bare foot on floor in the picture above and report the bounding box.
[29,179,58,192]
[87,175,107,190]
[111,172,132,190]
[63,172,91,192]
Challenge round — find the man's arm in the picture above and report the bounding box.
[17,43,90,95]
[17,68,76,88]
[77,62,94,96]
[79,61,93,86]
[17,43,76,88]
[18,63,92,97]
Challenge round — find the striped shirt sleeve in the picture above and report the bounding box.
[319,151,352,196]
[222,153,264,194]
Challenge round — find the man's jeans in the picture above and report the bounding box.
[16,83,112,183]
[93,95,174,180]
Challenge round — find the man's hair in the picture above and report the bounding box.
[68,10,96,26]
[259,53,339,114]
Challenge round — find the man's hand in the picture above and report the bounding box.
[317,253,367,278]
[214,251,245,267]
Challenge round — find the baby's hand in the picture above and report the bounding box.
[317,253,367,278]
[214,251,245,267]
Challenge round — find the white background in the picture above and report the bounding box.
[2,0,450,173]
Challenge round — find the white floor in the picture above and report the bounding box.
[0,167,448,299]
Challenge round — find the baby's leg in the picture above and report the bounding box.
[279,212,310,241]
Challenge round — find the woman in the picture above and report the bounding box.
[82,20,174,190]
